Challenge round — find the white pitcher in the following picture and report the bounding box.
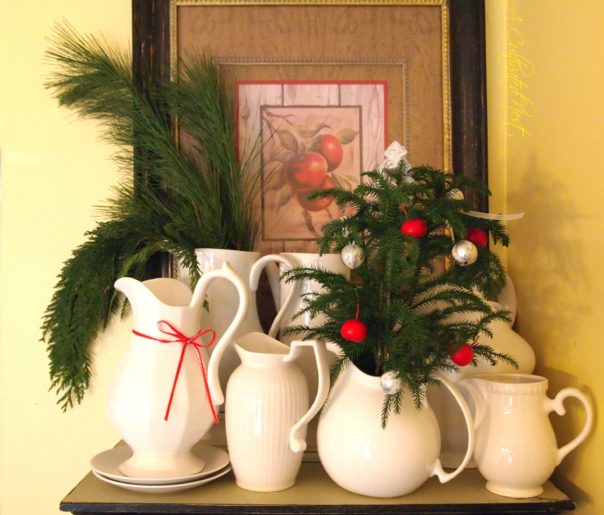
[278,252,350,343]
[224,332,329,492]
[428,299,535,468]
[195,249,297,392]
[107,262,248,479]
[460,373,593,498]
[426,275,535,468]
[317,364,475,498]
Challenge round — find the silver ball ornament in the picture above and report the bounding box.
[380,370,401,395]
[452,240,478,266]
[340,243,364,269]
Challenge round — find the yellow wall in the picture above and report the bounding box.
[0,2,131,514]
[1,1,602,513]
[486,1,603,513]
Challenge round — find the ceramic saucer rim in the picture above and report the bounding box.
[91,466,231,493]
[94,462,233,486]
[90,442,229,485]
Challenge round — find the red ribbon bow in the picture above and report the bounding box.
[133,320,219,424]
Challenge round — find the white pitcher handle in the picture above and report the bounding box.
[283,340,330,453]
[544,388,593,465]
[249,254,300,339]
[196,262,250,408]
[458,377,487,429]
[430,375,476,483]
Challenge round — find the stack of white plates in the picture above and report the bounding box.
[90,441,231,493]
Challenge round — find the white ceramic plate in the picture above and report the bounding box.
[92,466,231,493]
[90,441,229,485]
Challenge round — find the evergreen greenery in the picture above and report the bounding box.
[282,163,515,426]
[41,24,260,410]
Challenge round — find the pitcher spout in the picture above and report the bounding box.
[114,277,160,315]
[236,332,289,354]
[115,276,194,310]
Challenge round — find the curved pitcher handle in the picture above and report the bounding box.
[458,377,487,429]
[249,254,301,339]
[283,340,330,453]
[544,388,593,465]
[193,262,250,408]
[429,375,476,483]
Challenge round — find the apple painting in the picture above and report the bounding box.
[236,81,386,242]
[260,105,363,239]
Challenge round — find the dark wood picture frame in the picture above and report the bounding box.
[132,0,488,278]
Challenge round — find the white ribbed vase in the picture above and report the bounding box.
[225,333,329,492]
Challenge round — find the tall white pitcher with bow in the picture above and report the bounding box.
[106,263,248,479]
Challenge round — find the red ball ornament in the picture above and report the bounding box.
[340,319,368,343]
[400,218,428,239]
[465,228,488,248]
[450,343,474,366]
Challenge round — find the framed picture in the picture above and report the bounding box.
[133,0,488,255]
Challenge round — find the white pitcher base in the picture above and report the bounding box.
[328,478,421,499]
[486,481,543,499]
[119,453,206,479]
[235,479,295,493]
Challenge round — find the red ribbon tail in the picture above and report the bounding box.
[164,344,187,421]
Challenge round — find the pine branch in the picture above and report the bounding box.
[42,220,148,409]
[472,343,517,368]
[284,164,512,423]
[42,24,261,409]
[46,24,260,252]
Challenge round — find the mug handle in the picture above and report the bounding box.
[429,375,476,483]
[544,388,593,465]
[249,254,300,339]
[283,340,330,453]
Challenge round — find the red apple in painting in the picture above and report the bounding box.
[313,134,343,171]
[284,152,328,191]
[296,176,335,212]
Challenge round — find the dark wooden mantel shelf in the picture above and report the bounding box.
[61,462,574,515]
